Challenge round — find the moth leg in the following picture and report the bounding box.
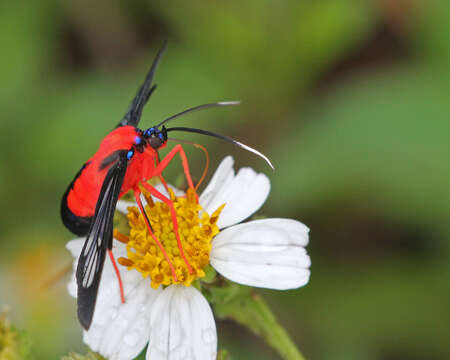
[192,143,209,191]
[155,151,170,193]
[107,249,125,304]
[134,188,178,282]
[140,182,193,274]
[153,144,195,191]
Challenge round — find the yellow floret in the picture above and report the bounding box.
[118,188,224,289]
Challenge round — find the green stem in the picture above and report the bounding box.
[208,283,306,360]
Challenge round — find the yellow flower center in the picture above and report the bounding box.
[117,188,224,289]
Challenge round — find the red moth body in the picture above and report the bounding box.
[66,126,161,219]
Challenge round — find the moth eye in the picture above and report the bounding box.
[149,137,162,149]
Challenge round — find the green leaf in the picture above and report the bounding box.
[208,281,306,360]
[201,265,217,284]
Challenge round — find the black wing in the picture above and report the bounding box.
[76,151,128,330]
[116,41,167,128]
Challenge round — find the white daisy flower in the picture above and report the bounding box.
[67,156,310,360]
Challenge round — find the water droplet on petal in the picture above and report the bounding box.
[154,331,183,352]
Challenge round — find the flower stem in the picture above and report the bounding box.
[208,283,306,360]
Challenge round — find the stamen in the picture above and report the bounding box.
[210,204,226,224]
[120,188,224,288]
[168,188,176,202]
[140,187,155,207]
[134,189,179,283]
[186,188,197,204]
[140,182,194,275]
[113,229,130,244]
[118,257,134,267]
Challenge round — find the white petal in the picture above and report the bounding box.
[116,200,136,214]
[211,218,310,290]
[200,156,235,204]
[66,238,85,257]
[152,183,185,199]
[83,269,160,360]
[147,286,217,360]
[66,238,128,298]
[200,156,270,228]
[66,238,158,360]
[67,278,77,298]
[116,183,185,214]
[111,238,128,259]
[66,238,85,298]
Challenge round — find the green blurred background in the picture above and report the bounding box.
[0,0,449,359]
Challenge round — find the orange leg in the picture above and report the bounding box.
[192,143,209,191]
[158,174,170,193]
[134,188,178,282]
[153,144,195,190]
[108,249,125,304]
[155,152,170,193]
[140,181,193,274]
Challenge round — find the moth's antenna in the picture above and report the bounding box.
[156,101,240,128]
[166,126,274,169]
